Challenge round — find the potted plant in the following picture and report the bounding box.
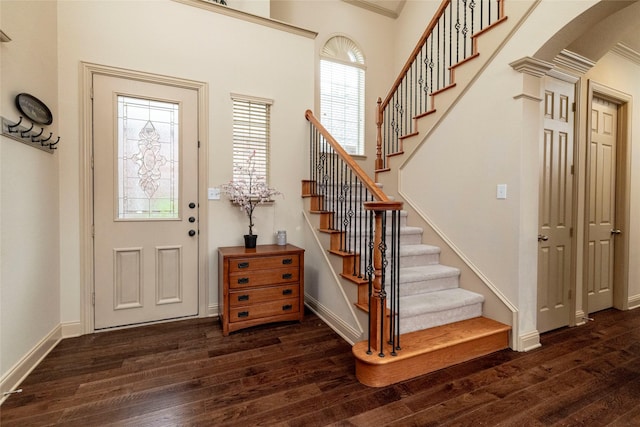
[221,150,281,248]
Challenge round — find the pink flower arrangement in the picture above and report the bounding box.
[221,151,281,236]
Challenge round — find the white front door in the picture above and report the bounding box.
[587,96,618,313]
[537,76,575,333]
[93,74,199,329]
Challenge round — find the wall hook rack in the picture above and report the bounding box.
[1,116,60,153]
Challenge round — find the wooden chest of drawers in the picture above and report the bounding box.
[218,244,305,336]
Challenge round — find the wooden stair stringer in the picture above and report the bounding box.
[353,316,511,387]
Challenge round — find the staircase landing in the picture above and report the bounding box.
[353,316,510,387]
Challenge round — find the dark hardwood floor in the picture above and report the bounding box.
[2,307,640,426]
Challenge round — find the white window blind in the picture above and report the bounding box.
[231,95,272,184]
[320,59,365,155]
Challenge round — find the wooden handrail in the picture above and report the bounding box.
[379,0,451,112]
[305,109,393,204]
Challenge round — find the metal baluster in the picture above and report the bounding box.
[389,210,398,356]
[463,0,468,59]
[393,210,401,351]
[378,211,387,358]
[366,209,374,355]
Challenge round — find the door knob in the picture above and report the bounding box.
[189,202,196,209]
[611,229,622,235]
[189,216,196,223]
[188,229,196,237]
[538,234,549,242]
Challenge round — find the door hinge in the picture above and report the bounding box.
[568,289,572,300]
[569,227,573,237]
[198,140,201,148]
[572,102,576,112]
[570,164,574,175]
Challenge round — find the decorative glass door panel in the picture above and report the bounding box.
[117,96,180,220]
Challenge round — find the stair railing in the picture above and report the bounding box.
[305,110,403,357]
[376,0,505,171]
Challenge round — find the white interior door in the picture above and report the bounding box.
[587,96,617,313]
[93,74,199,329]
[537,77,575,333]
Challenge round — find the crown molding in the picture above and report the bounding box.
[611,42,640,66]
[509,56,554,77]
[171,0,317,39]
[553,49,595,75]
[342,0,402,19]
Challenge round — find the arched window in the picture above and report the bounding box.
[320,36,366,156]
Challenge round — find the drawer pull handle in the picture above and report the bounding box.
[282,273,293,280]
[238,262,249,269]
[282,258,293,265]
[237,277,249,284]
[238,294,249,301]
[282,289,293,295]
[282,304,293,311]
[238,311,249,318]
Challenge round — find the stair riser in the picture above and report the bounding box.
[400,303,482,334]
[397,275,460,296]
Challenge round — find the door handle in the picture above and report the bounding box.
[188,216,196,223]
[538,234,549,242]
[611,229,622,235]
[188,229,196,237]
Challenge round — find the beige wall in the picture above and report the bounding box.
[271,0,397,177]
[1,0,60,390]
[400,0,639,344]
[55,0,315,324]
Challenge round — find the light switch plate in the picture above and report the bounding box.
[497,184,507,199]
[208,187,220,200]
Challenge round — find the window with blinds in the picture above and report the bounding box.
[320,36,366,156]
[231,94,273,184]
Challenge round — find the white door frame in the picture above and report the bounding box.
[80,62,209,334]
[583,80,631,314]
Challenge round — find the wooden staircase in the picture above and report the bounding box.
[302,179,511,387]
[300,0,541,387]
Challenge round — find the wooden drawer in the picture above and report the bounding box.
[229,284,299,307]
[229,267,299,289]
[229,297,300,323]
[228,254,299,273]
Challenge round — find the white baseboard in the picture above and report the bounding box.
[304,295,362,345]
[628,294,640,310]
[207,303,219,318]
[517,329,541,352]
[61,321,82,338]
[1,324,62,405]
